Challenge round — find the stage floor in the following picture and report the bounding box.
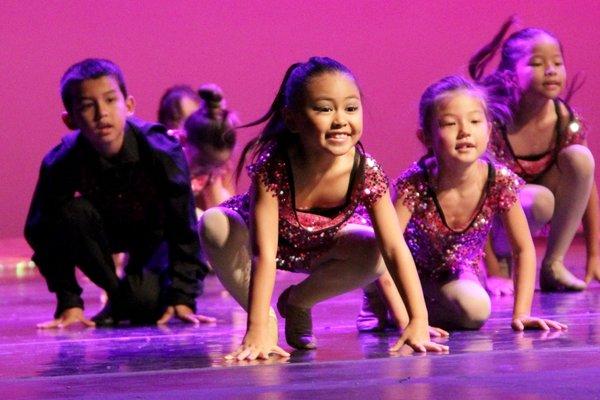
[1,237,599,399]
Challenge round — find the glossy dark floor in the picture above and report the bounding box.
[1,238,600,399]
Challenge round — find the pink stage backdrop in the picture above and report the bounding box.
[1,0,599,239]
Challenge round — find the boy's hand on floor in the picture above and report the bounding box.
[37,307,95,329]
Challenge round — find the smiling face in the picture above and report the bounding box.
[67,75,134,157]
[430,90,490,167]
[514,34,566,101]
[287,71,362,157]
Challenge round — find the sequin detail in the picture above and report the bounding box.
[394,160,524,282]
[488,106,585,183]
[222,145,389,272]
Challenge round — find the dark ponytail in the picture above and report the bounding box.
[468,15,517,81]
[235,62,302,181]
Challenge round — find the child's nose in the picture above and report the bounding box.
[458,124,471,137]
[545,64,557,75]
[332,114,347,127]
[95,104,109,119]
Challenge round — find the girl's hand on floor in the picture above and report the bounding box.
[511,315,568,331]
[225,328,290,361]
[486,276,514,297]
[429,325,450,338]
[390,319,449,353]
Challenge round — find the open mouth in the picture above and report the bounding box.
[96,123,113,134]
[455,142,475,150]
[325,132,351,140]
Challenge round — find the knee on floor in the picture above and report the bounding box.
[445,280,491,330]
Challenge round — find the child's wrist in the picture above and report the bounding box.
[407,316,428,327]
[247,318,269,331]
[512,312,529,320]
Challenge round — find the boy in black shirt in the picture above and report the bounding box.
[25,58,211,327]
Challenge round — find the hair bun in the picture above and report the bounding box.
[198,83,224,108]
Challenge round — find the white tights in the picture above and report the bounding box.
[491,145,595,266]
[422,271,491,330]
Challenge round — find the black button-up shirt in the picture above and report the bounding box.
[25,117,206,310]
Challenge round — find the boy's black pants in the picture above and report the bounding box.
[32,197,170,322]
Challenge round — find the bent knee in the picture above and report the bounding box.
[199,207,236,248]
[457,305,491,329]
[558,145,595,177]
[337,226,381,268]
[444,280,491,329]
[521,185,555,225]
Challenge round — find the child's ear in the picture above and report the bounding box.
[125,95,136,116]
[61,111,77,130]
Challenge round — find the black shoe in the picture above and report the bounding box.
[277,285,317,350]
[92,303,121,327]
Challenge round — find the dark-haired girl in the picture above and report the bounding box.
[199,57,448,360]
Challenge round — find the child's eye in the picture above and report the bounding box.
[106,97,117,103]
[439,121,455,127]
[554,61,563,67]
[313,106,333,113]
[346,105,359,112]
[471,120,482,124]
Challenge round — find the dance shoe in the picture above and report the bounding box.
[356,290,397,332]
[277,286,317,350]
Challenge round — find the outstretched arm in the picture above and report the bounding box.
[501,201,567,331]
[370,191,448,353]
[376,271,449,338]
[483,235,514,296]
[226,180,289,361]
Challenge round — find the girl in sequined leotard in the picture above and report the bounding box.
[199,57,448,360]
[394,76,566,331]
[470,17,600,291]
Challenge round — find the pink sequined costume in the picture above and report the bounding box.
[221,145,389,272]
[489,99,585,183]
[394,158,524,282]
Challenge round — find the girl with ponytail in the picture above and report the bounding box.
[198,57,448,360]
[470,17,600,292]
